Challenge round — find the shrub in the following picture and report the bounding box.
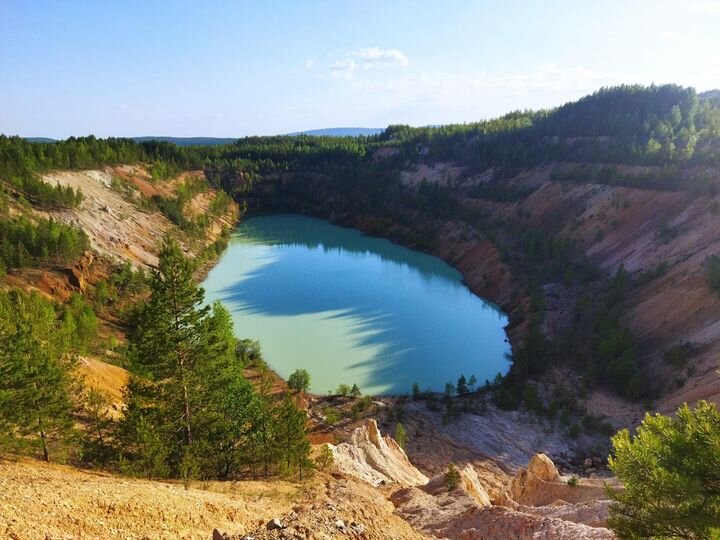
[315,444,334,471]
[335,384,351,397]
[323,407,341,425]
[395,422,407,449]
[444,463,461,491]
[288,369,311,393]
[607,401,720,539]
[663,342,697,369]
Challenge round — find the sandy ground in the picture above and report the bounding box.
[0,457,301,540]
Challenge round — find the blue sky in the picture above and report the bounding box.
[1,0,719,138]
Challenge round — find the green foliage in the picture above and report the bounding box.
[411,382,421,401]
[607,401,720,539]
[322,406,341,425]
[288,368,311,393]
[567,475,579,487]
[0,215,89,269]
[0,290,76,462]
[120,237,311,480]
[275,392,312,479]
[236,338,262,365]
[350,383,361,397]
[706,255,720,293]
[62,293,99,354]
[80,388,114,467]
[395,422,408,449]
[315,443,334,471]
[444,463,461,491]
[456,374,469,395]
[664,342,697,369]
[335,383,351,397]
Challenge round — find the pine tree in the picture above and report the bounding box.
[276,392,312,479]
[607,401,720,538]
[123,237,250,478]
[395,422,407,449]
[457,374,468,395]
[132,236,209,449]
[81,388,114,467]
[0,290,75,461]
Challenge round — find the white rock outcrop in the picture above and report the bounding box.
[329,420,429,487]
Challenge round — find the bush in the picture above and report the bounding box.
[663,341,697,369]
[335,384,351,397]
[315,444,334,471]
[288,369,311,393]
[395,423,407,449]
[444,463,461,491]
[323,407,341,425]
[607,401,720,539]
[567,475,579,487]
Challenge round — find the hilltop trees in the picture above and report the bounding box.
[607,401,720,539]
[0,215,89,270]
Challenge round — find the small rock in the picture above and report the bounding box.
[267,518,284,531]
[583,457,593,468]
[212,529,227,540]
[350,522,365,535]
[585,467,597,473]
[335,519,346,530]
[592,457,603,466]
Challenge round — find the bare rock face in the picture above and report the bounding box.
[528,453,561,482]
[329,419,429,487]
[393,453,616,539]
[458,464,493,507]
[505,453,609,507]
[65,250,95,292]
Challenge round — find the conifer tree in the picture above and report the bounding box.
[0,290,75,461]
[275,392,312,479]
[122,237,261,479]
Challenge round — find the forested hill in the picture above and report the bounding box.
[3,84,720,411]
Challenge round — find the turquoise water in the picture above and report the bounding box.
[202,215,510,395]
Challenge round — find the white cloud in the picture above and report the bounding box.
[324,47,409,80]
[305,59,316,69]
[700,1,720,13]
[329,58,358,80]
[355,47,409,68]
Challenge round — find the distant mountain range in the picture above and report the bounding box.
[287,127,384,137]
[23,128,385,146]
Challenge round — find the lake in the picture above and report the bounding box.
[202,215,511,395]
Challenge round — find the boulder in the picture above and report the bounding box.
[266,518,284,531]
[528,453,561,482]
[329,419,429,487]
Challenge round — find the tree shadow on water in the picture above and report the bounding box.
[210,215,511,394]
